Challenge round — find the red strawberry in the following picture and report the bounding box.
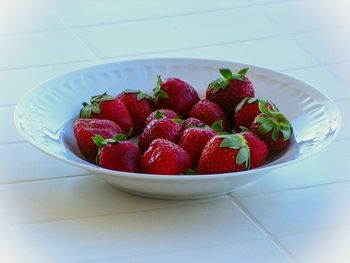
[234,97,277,130]
[250,102,292,153]
[181,117,205,133]
[73,118,122,163]
[141,139,191,175]
[206,68,254,113]
[189,100,229,131]
[144,109,179,127]
[117,90,154,135]
[197,132,268,174]
[80,92,133,135]
[241,132,268,169]
[153,76,200,116]
[94,134,140,173]
[179,127,217,168]
[138,118,182,153]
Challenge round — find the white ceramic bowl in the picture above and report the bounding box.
[14,58,341,199]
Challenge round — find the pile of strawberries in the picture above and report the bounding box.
[73,67,292,175]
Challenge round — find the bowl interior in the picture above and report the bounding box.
[15,58,341,178]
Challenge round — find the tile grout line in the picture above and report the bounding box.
[230,195,299,263]
[9,194,230,227]
[0,3,254,38]
[254,2,350,91]
[41,1,101,62]
[3,1,347,39]
[233,177,350,199]
[71,237,268,263]
[0,33,350,72]
[0,173,91,186]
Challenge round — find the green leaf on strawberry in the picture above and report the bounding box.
[184,168,196,175]
[93,134,126,148]
[211,120,223,132]
[209,67,249,93]
[256,102,292,142]
[153,75,169,101]
[218,134,251,168]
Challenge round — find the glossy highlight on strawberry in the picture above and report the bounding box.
[153,76,200,116]
[234,97,277,130]
[206,68,254,113]
[189,100,229,131]
[141,139,191,175]
[95,134,140,173]
[250,102,292,153]
[73,118,122,163]
[80,92,133,135]
[197,132,267,174]
[138,118,182,153]
[117,90,154,135]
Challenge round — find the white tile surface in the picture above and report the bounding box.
[77,7,281,58]
[127,37,317,71]
[5,199,264,262]
[0,106,23,144]
[0,143,85,183]
[85,239,292,263]
[280,226,350,263]
[295,29,350,64]
[234,139,350,197]
[239,181,350,236]
[0,1,64,35]
[52,0,250,27]
[0,175,201,225]
[252,0,298,4]
[261,1,350,33]
[327,61,350,87]
[283,66,350,100]
[0,30,96,70]
[0,61,99,106]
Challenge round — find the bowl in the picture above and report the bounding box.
[14,58,341,199]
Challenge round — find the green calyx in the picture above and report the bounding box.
[211,120,223,133]
[209,67,249,93]
[172,118,184,124]
[93,134,126,148]
[80,92,115,118]
[152,75,169,102]
[235,97,258,112]
[256,102,292,142]
[184,168,196,175]
[154,110,165,119]
[218,134,251,169]
[124,89,151,101]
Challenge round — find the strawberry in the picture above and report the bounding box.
[241,131,268,169]
[80,92,133,135]
[206,68,254,113]
[73,118,122,163]
[153,76,200,116]
[179,121,222,168]
[234,97,277,130]
[181,117,205,133]
[117,90,154,135]
[94,134,140,173]
[197,132,268,174]
[141,139,191,175]
[250,102,292,153]
[144,109,179,127]
[138,118,182,153]
[189,100,229,131]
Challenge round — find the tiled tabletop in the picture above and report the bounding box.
[1,0,350,262]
